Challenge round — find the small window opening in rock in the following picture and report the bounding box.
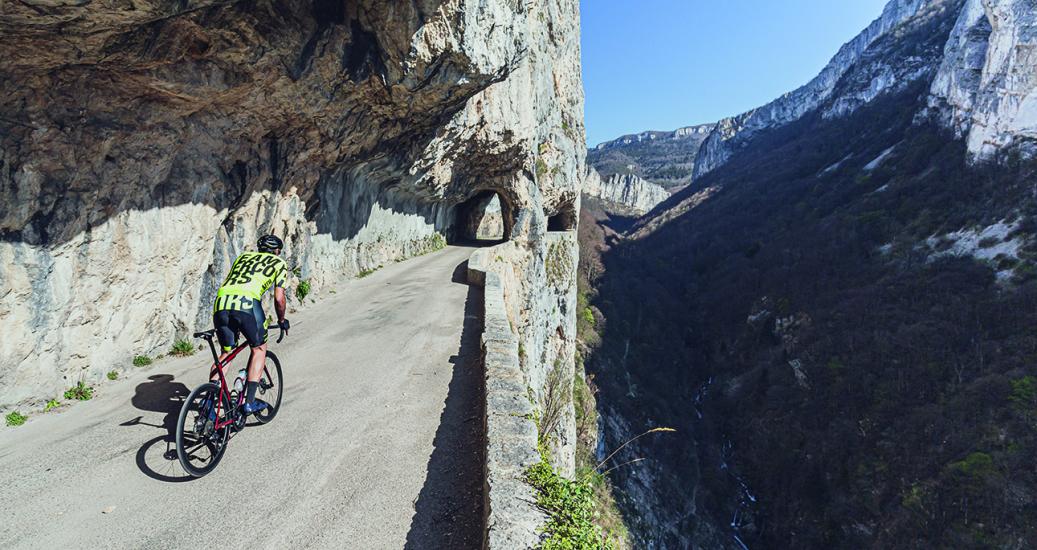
[547,205,577,231]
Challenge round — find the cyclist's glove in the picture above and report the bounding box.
[279,318,290,331]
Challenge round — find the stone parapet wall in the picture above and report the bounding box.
[468,245,546,549]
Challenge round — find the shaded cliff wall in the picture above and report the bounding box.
[0,0,585,420]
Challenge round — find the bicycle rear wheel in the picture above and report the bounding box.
[176,383,230,477]
[253,351,283,424]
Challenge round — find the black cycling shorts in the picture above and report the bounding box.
[213,296,267,351]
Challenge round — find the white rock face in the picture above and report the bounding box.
[929,0,1037,159]
[583,168,670,214]
[0,0,585,423]
[695,0,950,178]
[694,0,1037,178]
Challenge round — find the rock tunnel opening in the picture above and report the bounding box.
[453,190,510,243]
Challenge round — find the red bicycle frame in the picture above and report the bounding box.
[203,340,251,431]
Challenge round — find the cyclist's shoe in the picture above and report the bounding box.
[242,399,268,416]
[201,395,217,421]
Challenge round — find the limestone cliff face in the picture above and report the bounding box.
[695,0,961,179]
[0,0,585,414]
[928,0,1037,159]
[582,167,669,215]
[695,0,1037,178]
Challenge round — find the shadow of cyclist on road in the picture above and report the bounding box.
[121,374,192,482]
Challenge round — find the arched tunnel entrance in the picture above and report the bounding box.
[453,190,511,243]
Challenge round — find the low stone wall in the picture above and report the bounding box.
[468,246,546,549]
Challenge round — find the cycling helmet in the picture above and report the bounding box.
[257,234,284,253]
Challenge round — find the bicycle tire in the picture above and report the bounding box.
[176,382,230,478]
[253,351,283,424]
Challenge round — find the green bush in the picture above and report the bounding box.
[64,381,93,401]
[107,370,118,381]
[580,307,595,327]
[1010,376,1037,412]
[5,411,27,427]
[527,450,614,549]
[170,339,196,357]
[44,399,60,412]
[296,279,311,302]
[132,355,152,367]
[425,232,447,252]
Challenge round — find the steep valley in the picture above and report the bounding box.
[580,0,1037,547]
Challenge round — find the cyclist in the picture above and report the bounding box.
[212,234,290,415]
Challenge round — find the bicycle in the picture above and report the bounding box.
[175,322,288,477]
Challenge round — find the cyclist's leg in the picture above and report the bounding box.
[239,299,269,408]
[212,310,238,380]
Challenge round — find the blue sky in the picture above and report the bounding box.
[581,0,890,146]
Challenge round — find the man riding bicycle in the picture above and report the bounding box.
[212,234,290,415]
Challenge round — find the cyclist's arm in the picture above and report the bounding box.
[274,286,287,323]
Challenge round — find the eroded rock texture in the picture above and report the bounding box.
[0,0,585,413]
[582,167,669,215]
[929,0,1037,159]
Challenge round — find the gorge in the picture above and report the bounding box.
[582,0,1037,547]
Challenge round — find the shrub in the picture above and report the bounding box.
[64,381,93,401]
[170,339,196,357]
[425,232,447,252]
[580,307,595,327]
[527,449,614,549]
[44,399,60,412]
[539,360,572,446]
[132,355,152,367]
[1010,376,1037,413]
[295,279,311,302]
[107,370,118,381]
[5,411,27,427]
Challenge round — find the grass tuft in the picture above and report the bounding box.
[132,355,152,367]
[169,339,195,357]
[358,265,382,278]
[44,399,60,412]
[64,381,93,401]
[107,370,118,381]
[295,279,311,302]
[5,411,27,427]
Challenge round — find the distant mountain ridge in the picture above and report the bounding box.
[592,123,715,151]
[587,123,715,189]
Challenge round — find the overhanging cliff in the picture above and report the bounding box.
[0,0,585,449]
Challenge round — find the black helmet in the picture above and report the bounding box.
[257,234,284,253]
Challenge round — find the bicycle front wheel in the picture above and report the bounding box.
[253,351,283,424]
[176,382,230,478]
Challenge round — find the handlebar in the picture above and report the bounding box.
[192,322,290,343]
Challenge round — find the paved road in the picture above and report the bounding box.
[0,246,485,549]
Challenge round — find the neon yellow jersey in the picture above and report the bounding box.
[215,251,288,305]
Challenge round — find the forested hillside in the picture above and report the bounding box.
[585,80,1037,547]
